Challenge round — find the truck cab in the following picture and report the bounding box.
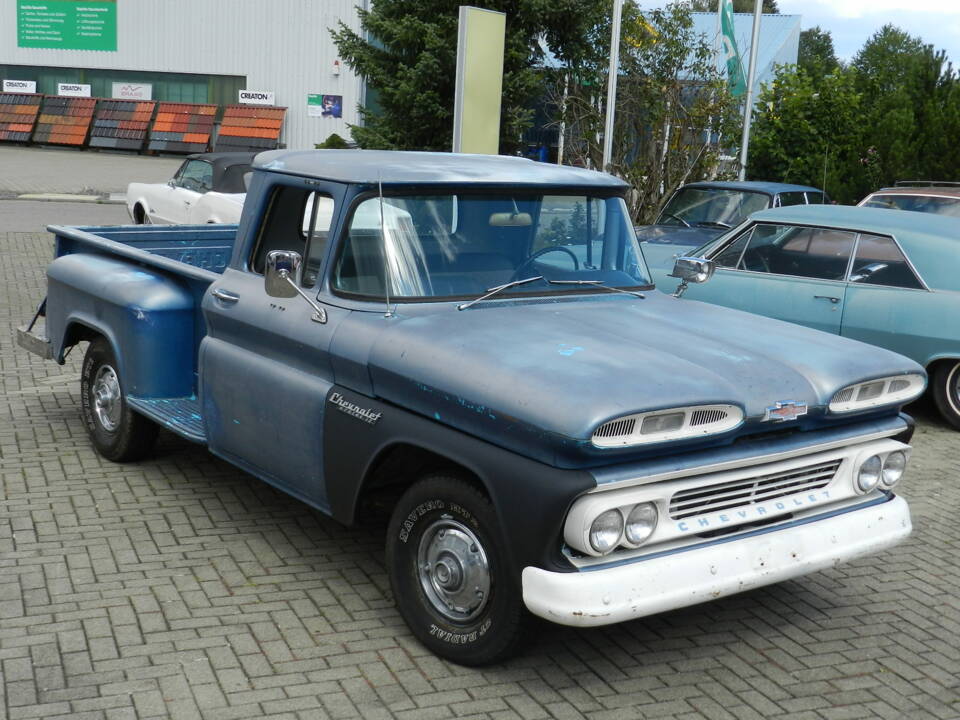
[20,150,921,665]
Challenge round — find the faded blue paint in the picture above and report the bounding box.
[39,151,924,484]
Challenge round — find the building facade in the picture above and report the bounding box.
[1,0,367,150]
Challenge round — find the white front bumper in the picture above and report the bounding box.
[523,495,911,627]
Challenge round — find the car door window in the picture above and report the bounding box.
[776,192,807,207]
[849,233,923,289]
[178,160,213,193]
[712,226,753,268]
[251,185,335,287]
[736,224,856,280]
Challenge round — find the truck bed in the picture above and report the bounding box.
[51,223,237,278]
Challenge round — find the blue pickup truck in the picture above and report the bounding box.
[19,150,922,665]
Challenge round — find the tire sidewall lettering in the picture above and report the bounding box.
[428,617,493,645]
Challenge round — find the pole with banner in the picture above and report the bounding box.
[737,0,763,180]
[719,0,746,98]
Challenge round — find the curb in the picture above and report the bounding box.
[11,193,126,205]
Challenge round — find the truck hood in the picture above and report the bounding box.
[365,292,922,465]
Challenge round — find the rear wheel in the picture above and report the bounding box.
[80,338,158,461]
[386,474,526,665]
[932,361,960,430]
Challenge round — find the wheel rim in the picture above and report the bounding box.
[92,365,122,432]
[417,518,491,622]
[949,363,960,415]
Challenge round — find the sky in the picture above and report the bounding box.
[641,1,960,65]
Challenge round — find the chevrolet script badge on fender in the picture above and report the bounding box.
[763,400,808,422]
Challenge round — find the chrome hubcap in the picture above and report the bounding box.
[92,365,122,432]
[417,519,491,622]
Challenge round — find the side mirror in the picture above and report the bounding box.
[265,250,303,298]
[670,256,715,284]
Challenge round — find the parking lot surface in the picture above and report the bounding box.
[1,195,959,720]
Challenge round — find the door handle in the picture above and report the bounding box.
[813,295,840,304]
[211,288,239,304]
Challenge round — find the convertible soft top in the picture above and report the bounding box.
[186,152,257,193]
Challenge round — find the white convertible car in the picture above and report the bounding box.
[126,152,255,224]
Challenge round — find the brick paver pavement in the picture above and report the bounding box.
[2,222,959,719]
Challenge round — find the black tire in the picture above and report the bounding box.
[80,338,158,462]
[386,474,526,665]
[134,204,149,224]
[932,361,960,430]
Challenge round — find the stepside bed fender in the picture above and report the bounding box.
[46,253,196,398]
[323,386,595,576]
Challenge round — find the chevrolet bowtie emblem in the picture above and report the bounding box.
[763,400,808,422]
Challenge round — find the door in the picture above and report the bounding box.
[147,161,187,223]
[200,181,344,510]
[169,159,212,223]
[687,222,856,334]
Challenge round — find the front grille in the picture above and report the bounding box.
[690,409,728,426]
[594,417,637,439]
[668,459,842,520]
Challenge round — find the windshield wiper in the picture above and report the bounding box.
[547,279,646,299]
[695,220,731,229]
[457,276,544,311]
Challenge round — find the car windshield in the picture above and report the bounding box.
[332,192,651,300]
[657,188,770,228]
[862,193,960,217]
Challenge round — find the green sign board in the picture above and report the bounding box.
[17,0,117,51]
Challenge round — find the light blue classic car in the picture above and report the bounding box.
[652,205,960,428]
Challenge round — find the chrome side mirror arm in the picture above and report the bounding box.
[265,250,327,324]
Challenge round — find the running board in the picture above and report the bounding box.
[17,325,53,360]
[127,396,206,444]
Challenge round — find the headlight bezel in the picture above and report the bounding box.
[830,374,925,414]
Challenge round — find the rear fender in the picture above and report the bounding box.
[47,254,196,398]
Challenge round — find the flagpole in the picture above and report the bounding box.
[737,0,763,181]
[602,0,623,172]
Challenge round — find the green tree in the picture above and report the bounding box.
[798,27,839,81]
[551,2,741,222]
[689,0,779,13]
[330,0,605,152]
[749,66,863,202]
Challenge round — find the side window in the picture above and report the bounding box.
[850,234,923,289]
[806,192,827,204]
[179,160,213,193]
[713,227,753,268]
[250,185,335,287]
[776,192,807,207]
[739,224,856,280]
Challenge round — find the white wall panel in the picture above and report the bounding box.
[1,0,367,150]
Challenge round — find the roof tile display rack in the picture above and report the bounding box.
[148,102,217,153]
[0,93,43,143]
[214,105,286,152]
[89,99,157,151]
[33,96,96,146]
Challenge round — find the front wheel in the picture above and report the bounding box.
[386,475,526,665]
[80,338,158,461]
[932,361,960,430]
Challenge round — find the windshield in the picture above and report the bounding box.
[332,193,651,300]
[862,193,960,217]
[657,188,770,228]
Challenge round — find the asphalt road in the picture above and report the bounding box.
[1,198,958,720]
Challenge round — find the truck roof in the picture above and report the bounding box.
[254,149,629,189]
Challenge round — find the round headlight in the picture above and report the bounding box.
[881,450,906,487]
[589,509,624,554]
[624,503,658,545]
[857,455,882,492]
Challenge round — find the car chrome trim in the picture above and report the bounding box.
[588,424,907,492]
